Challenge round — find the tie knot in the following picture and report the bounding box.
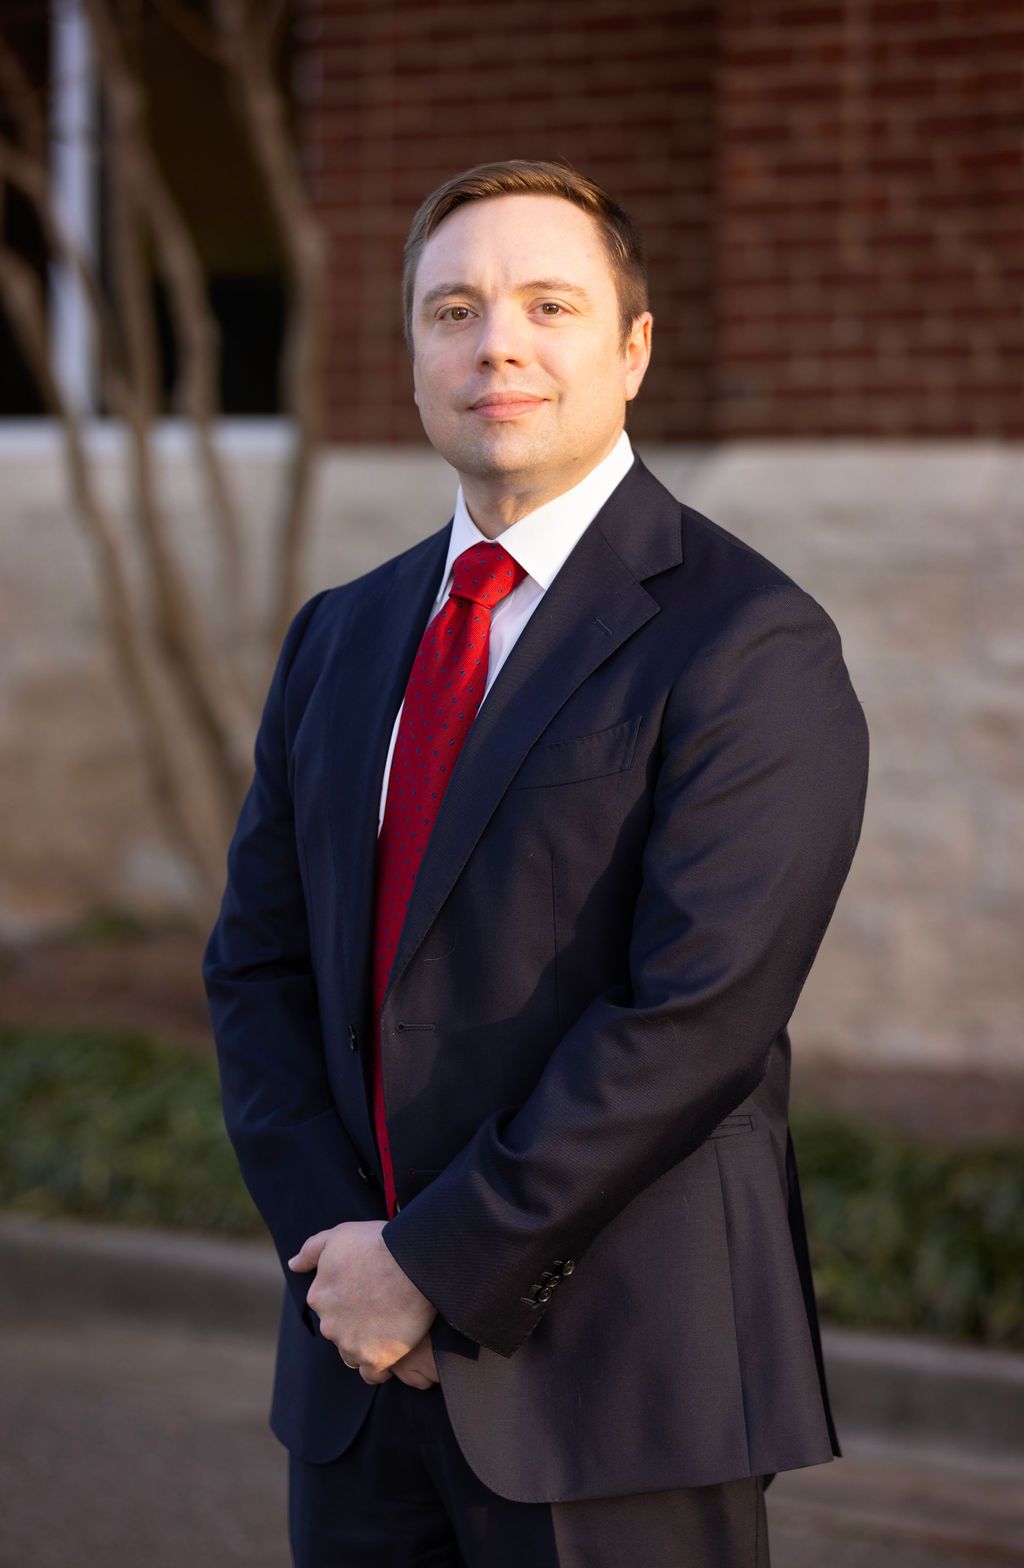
[450,541,527,608]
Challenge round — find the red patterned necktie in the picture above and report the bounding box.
[370,540,528,1217]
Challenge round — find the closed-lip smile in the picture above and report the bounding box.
[469,392,546,418]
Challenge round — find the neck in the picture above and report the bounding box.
[459,429,624,539]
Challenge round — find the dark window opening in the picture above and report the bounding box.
[1,5,293,420]
[0,10,50,417]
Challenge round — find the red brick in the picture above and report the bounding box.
[295,0,1022,440]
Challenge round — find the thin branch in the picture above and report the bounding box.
[81,0,257,802]
[263,0,291,56]
[0,132,131,388]
[212,0,327,657]
[0,235,227,921]
[0,30,46,162]
[2,106,251,840]
[82,0,250,650]
[149,0,224,62]
[2,1,327,924]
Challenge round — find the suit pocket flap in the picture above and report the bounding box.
[509,714,643,789]
[709,1113,755,1138]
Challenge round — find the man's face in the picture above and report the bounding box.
[409,194,651,497]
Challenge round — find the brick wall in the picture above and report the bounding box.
[296,0,718,442]
[715,0,1024,436]
[295,0,1022,442]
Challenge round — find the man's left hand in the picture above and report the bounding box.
[288,1220,438,1384]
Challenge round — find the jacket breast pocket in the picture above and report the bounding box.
[508,713,644,790]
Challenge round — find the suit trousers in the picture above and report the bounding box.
[287,1372,771,1568]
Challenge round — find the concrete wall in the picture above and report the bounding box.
[2,422,1021,1072]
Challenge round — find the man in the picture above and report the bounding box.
[203,159,869,1566]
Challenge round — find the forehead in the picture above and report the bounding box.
[414,193,615,296]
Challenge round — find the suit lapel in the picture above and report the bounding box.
[384,455,683,1003]
[323,455,683,1084]
[322,522,452,1041]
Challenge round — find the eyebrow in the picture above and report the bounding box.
[419,278,593,312]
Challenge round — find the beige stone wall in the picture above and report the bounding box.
[2,425,1021,1072]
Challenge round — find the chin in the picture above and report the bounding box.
[437,431,542,479]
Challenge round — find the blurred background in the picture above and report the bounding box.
[0,3,1021,1565]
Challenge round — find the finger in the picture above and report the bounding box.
[392,1368,431,1390]
[400,1360,438,1386]
[287,1234,325,1272]
[359,1366,393,1385]
[411,1342,439,1381]
[402,1343,439,1383]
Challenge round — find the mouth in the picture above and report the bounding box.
[468,394,547,421]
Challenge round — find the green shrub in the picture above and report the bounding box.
[1,1025,1020,1346]
[0,1024,262,1236]
[791,1103,1023,1349]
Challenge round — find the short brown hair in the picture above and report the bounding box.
[402,158,648,356]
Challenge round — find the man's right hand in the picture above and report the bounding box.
[387,1331,439,1390]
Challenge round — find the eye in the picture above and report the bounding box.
[538,302,565,315]
[440,305,473,322]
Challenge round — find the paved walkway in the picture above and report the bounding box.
[1,1312,1021,1568]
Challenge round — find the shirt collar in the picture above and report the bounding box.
[433,428,635,607]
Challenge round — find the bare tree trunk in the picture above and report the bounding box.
[212,0,327,660]
[81,0,257,818]
[82,0,250,648]
[0,240,227,921]
[0,4,330,926]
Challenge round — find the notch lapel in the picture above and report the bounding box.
[385,456,682,1005]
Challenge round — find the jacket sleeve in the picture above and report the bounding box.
[380,583,870,1357]
[202,588,381,1335]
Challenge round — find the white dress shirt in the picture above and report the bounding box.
[377,429,636,833]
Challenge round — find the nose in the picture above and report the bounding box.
[473,304,530,370]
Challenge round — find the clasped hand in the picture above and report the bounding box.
[288,1220,439,1388]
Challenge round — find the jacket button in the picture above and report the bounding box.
[536,1286,553,1302]
[539,1270,555,1284]
[357,1165,370,1183]
[348,1024,358,1051]
[562,1259,576,1275]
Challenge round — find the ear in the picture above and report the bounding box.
[624,311,653,402]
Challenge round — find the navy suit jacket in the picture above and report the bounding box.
[202,454,869,1503]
